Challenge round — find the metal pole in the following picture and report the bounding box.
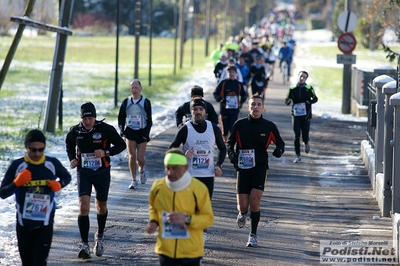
[134,0,141,79]
[148,0,153,86]
[341,0,351,114]
[44,0,74,133]
[115,0,120,107]
[173,0,178,74]
[205,0,210,57]
[179,0,185,69]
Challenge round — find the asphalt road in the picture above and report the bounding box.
[47,64,392,266]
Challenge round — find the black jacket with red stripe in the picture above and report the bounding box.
[227,114,285,169]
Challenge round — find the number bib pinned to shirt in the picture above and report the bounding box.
[238,149,255,169]
[293,102,306,116]
[226,95,239,109]
[126,115,142,130]
[22,193,51,221]
[81,153,102,171]
[161,211,189,239]
[191,149,212,169]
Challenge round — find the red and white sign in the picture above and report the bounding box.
[338,33,356,54]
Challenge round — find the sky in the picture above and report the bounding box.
[0,29,388,265]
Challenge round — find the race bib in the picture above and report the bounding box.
[161,211,189,239]
[293,102,306,116]
[191,149,211,169]
[22,192,51,221]
[81,153,102,171]
[226,95,239,109]
[238,149,255,169]
[126,115,142,130]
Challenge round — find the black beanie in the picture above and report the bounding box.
[24,129,46,147]
[191,86,204,97]
[190,97,207,111]
[81,102,97,118]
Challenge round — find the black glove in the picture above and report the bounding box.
[285,98,291,105]
[273,148,282,158]
[229,153,238,164]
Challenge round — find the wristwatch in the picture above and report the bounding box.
[105,150,110,156]
[185,215,191,225]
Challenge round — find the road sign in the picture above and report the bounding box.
[337,11,357,32]
[337,54,356,64]
[338,33,357,54]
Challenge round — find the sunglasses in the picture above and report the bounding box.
[28,147,45,152]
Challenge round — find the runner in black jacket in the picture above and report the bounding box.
[227,95,285,248]
[1,129,71,266]
[66,102,126,259]
[285,70,318,163]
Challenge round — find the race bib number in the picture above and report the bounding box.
[226,95,239,109]
[293,102,306,116]
[191,149,211,169]
[81,153,102,171]
[238,149,255,169]
[126,115,142,130]
[22,193,51,221]
[161,211,189,239]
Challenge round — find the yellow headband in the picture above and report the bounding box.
[164,153,187,165]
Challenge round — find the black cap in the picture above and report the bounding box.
[81,102,97,118]
[191,85,204,97]
[24,129,46,147]
[190,97,207,111]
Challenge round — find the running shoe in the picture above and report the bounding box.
[139,171,147,184]
[128,179,138,189]
[237,212,246,228]
[293,155,302,163]
[78,242,91,259]
[305,143,310,154]
[94,232,104,257]
[246,234,258,247]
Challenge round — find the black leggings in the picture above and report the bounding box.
[159,254,201,266]
[292,116,310,155]
[16,223,53,266]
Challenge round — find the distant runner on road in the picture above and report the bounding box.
[285,71,318,163]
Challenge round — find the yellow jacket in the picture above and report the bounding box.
[148,175,214,259]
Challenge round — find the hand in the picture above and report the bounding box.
[70,159,78,169]
[94,149,105,158]
[273,148,282,158]
[214,166,222,176]
[14,169,32,187]
[229,153,238,164]
[146,221,158,234]
[48,180,62,192]
[185,147,195,158]
[285,98,291,105]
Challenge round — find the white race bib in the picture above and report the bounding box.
[161,211,189,239]
[191,149,212,169]
[126,115,142,130]
[226,95,239,109]
[22,193,51,221]
[238,149,256,169]
[81,153,102,170]
[293,102,306,116]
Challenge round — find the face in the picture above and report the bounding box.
[81,116,96,130]
[26,141,45,161]
[191,106,206,123]
[130,81,142,99]
[228,69,236,80]
[165,164,188,182]
[248,97,264,118]
[298,72,308,84]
